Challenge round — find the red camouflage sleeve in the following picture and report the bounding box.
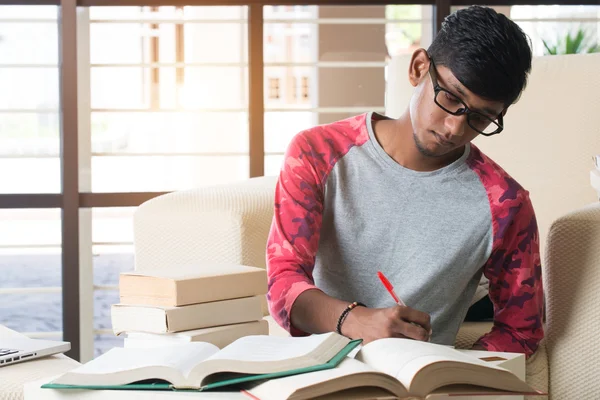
[266,114,369,336]
[468,145,544,356]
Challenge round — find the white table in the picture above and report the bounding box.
[24,381,248,400]
[0,325,80,400]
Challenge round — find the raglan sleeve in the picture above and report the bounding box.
[474,191,545,357]
[266,133,326,336]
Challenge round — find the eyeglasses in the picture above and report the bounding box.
[428,58,504,136]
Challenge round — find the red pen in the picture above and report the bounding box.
[377,271,433,338]
[377,271,406,307]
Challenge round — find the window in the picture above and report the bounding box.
[0,209,62,340]
[268,77,281,100]
[0,6,62,345]
[511,5,600,56]
[89,6,249,193]
[0,5,60,193]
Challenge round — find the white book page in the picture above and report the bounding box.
[247,358,384,400]
[356,338,505,390]
[124,264,259,279]
[206,332,337,363]
[69,342,219,378]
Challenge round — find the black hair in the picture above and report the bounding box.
[427,6,532,107]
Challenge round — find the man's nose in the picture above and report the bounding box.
[444,113,468,138]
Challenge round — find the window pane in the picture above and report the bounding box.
[184,6,247,19]
[386,5,429,56]
[92,208,135,244]
[265,111,315,153]
[184,23,247,64]
[91,67,148,109]
[0,209,61,248]
[94,333,122,358]
[0,209,62,336]
[180,67,247,109]
[1,293,62,335]
[91,112,248,154]
[0,158,60,194]
[264,66,312,107]
[0,113,59,142]
[264,5,316,20]
[92,155,249,192]
[89,6,144,20]
[0,5,57,19]
[91,67,247,110]
[0,23,58,64]
[265,154,284,177]
[94,250,133,356]
[264,23,314,64]
[90,24,147,64]
[92,208,135,357]
[0,113,60,193]
[0,68,58,110]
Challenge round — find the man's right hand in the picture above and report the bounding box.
[342,305,432,344]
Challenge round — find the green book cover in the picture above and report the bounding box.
[41,339,362,392]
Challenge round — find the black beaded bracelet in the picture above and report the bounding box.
[335,301,367,336]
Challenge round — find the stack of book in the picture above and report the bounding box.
[110,264,269,349]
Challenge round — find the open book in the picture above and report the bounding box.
[42,332,361,392]
[246,338,542,400]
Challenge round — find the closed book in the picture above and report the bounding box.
[124,320,269,349]
[119,264,267,307]
[111,295,264,335]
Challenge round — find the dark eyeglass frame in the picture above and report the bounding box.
[428,58,504,136]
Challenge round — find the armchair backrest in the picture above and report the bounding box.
[543,203,600,399]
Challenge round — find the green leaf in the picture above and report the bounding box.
[571,30,586,54]
[542,39,557,55]
[542,27,600,55]
[588,44,600,54]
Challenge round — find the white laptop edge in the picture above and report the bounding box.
[0,338,71,367]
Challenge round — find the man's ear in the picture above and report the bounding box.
[501,108,508,117]
[408,49,430,88]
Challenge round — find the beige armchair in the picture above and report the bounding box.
[133,53,600,398]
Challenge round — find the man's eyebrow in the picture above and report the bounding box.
[451,82,500,117]
[451,82,467,98]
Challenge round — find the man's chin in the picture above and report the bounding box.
[413,133,447,158]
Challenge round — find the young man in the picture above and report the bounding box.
[266,6,543,356]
